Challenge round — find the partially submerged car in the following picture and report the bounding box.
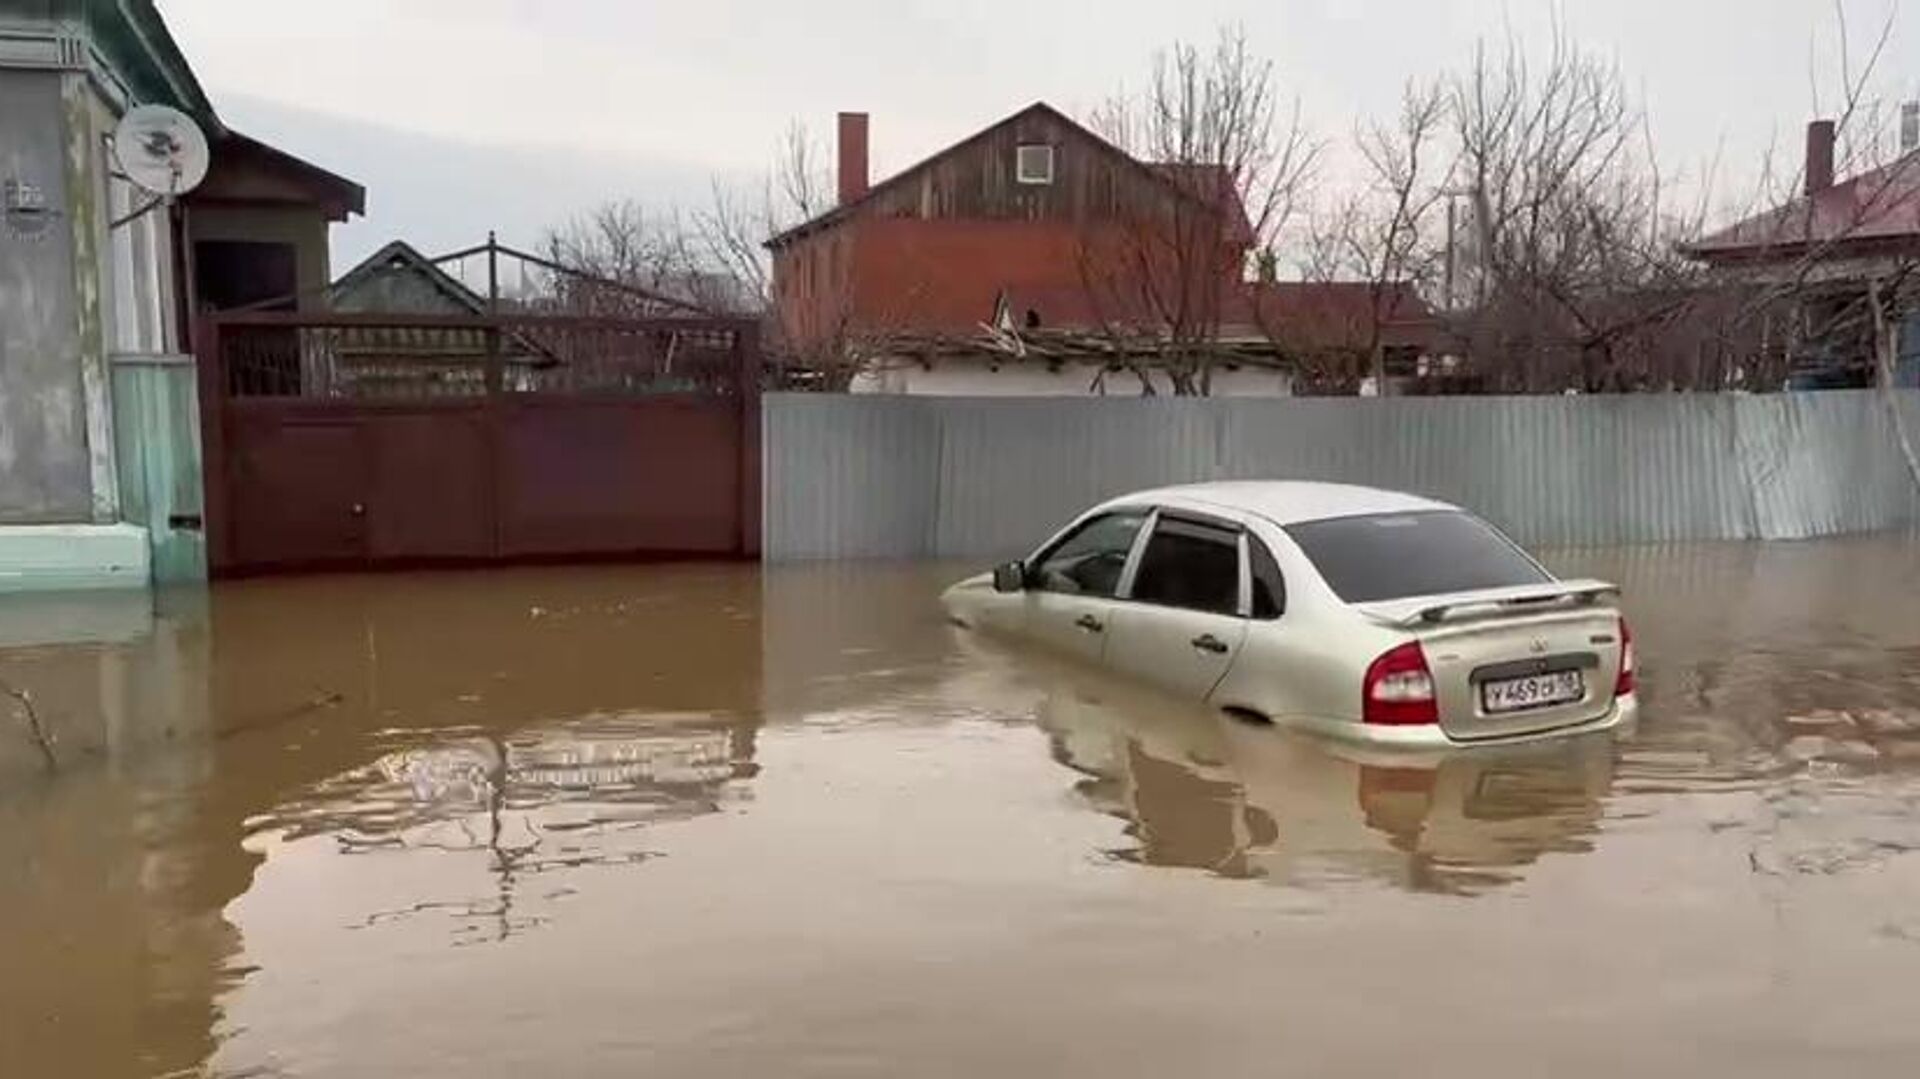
[942,481,1637,750]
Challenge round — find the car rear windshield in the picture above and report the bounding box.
[1285,511,1550,604]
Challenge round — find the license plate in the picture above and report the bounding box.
[1481,669,1584,714]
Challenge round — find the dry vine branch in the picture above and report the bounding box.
[2,679,57,772]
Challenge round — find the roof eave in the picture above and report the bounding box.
[224,130,367,219]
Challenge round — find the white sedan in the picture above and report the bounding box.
[942,481,1638,750]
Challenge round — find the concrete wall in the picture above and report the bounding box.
[0,68,92,522]
[764,391,1920,561]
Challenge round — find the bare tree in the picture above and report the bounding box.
[544,121,907,389]
[1434,27,1719,392]
[702,122,908,389]
[538,125,824,320]
[541,201,748,316]
[1295,78,1452,393]
[1086,24,1319,395]
[693,121,833,313]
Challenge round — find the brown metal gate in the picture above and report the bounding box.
[196,311,761,575]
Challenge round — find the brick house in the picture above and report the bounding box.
[765,103,1310,396]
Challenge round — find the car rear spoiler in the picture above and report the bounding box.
[1357,579,1622,629]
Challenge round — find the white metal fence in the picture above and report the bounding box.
[763,391,1920,561]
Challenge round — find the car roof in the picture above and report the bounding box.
[1099,481,1458,527]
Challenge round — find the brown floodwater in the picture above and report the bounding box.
[3,538,1920,1077]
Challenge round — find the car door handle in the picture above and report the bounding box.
[1075,614,1105,634]
[1191,634,1230,654]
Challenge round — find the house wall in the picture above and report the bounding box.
[777,218,1105,342]
[331,264,474,315]
[852,218,1111,330]
[771,227,852,349]
[0,4,235,589]
[846,108,1166,223]
[110,355,204,584]
[103,174,177,354]
[0,67,94,523]
[851,359,1294,397]
[777,214,1225,349]
[0,53,192,528]
[185,203,330,310]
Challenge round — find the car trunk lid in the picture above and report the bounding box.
[1356,581,1627,741]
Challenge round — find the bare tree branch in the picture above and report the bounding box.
[1086,23,1320,395]
[2,678,57,773]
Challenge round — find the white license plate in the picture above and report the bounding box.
[1481,669,1584,714]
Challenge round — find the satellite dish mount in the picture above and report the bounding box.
[109,104,209,228]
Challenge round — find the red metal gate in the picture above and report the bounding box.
[197,311,761,575]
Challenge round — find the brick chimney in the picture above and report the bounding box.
[837,112,870,206]
[1805,119,1836,196]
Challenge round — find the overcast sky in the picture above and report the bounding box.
[155,0,1919,273]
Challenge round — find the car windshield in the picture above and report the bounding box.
[1285,510,1550,603]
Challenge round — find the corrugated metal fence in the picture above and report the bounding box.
[764,391,1920,560]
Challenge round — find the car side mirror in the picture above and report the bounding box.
[992,561,1028,593]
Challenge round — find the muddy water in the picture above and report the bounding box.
[2,539,1919,1078]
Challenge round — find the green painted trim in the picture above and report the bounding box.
[110,357,206,584]
[0,523,149,592]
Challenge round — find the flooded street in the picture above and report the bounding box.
[4,539,1920,1077]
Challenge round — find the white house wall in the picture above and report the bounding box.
[851,359,1295,397]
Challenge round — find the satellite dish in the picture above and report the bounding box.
[113,105,210,197]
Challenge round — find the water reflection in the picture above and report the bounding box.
[1554,539,1920,792]
[0,587,211,781]
[250,712,758,945]
[0,565,763,1079]
[1033,665,1614,893]
[2,538,1919,1078]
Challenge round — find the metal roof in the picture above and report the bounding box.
[1683,153,1920,262]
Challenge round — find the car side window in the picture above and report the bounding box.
[1031,512,1146,598]
[1127,516,1242,616]
[1249,535,1286,620]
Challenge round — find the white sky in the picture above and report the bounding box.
[154,0,1920,272]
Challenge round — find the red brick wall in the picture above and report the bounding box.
[852,218,1100,331]
[773,217,1249,352]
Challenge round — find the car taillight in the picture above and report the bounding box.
[1614,617,1635,697]
[1363,642,1438,726]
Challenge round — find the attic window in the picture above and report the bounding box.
[1016,144,1055,185]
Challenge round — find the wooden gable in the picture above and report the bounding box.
[770,104,1173,246]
